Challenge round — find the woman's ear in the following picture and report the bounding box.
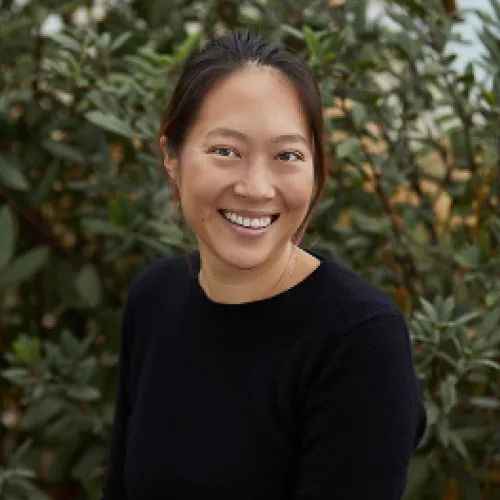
[160,135,180,191]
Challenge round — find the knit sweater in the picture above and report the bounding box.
[101,251,427,499]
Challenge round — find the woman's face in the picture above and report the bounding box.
[165,67,315,271]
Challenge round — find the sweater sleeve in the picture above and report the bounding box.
[295,313,426,500]
[100,293,135,500]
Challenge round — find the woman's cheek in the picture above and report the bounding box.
[281,173,314,211]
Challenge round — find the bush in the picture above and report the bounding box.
[1,0,499,498]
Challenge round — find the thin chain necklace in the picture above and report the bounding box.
[199,245,297,301]
[270,244,297,295]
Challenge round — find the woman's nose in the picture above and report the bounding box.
[233,161,275,200]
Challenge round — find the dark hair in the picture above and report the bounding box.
[159,29,326,243]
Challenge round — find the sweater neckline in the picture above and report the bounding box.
[187,250,326,314]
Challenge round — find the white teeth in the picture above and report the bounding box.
[222,211,273,229]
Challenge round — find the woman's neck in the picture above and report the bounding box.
[198,243,319,304]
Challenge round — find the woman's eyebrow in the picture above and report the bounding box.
[205,127,309,146]
[205,127,247,141]
[270,134,309,146]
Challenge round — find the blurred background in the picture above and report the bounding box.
[1,0,500,498]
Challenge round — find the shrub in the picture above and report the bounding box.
[1,0,499,498]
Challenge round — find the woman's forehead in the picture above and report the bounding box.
[192,68,311,141]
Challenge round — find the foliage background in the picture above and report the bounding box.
[1,0,500,498]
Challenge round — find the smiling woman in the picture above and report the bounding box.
[162,66,319,296]
[101,30,427,500]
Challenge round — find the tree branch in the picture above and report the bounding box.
[337,94,420,302]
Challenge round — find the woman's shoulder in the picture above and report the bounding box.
[305,250,402,325]
[300,254,413,376]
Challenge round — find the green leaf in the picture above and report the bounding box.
[0,155,29,191]
[73,358,97,384]
[479,28,500,64]
[303,26,321,61]
[8,439,34,467]
[59,331,80,360]
[439,374,458,414]
[85,111,136,138]
[438,296,455,322]
[172,32,201,66]
[436,415,450,446]
[42,140,85,164]
[451,463,481,500]
[1,367,29,385]
[469,396,500,410]
[81,218,124,236]
[110,32,132,52]
[467,359,500,371]
[65,385,101,402]
[44,413,81,442]
[423,61,446,76]
[449,431,469,461]
[348,209,391,234]
[28,163,60,208]
[71,444,108,480]
[451,311,481,326]
[75,264,102,308]
[424,401,439,426]
[477,306,500,338]
[20,398,67,430]
[492,0,500,24]
[0,246,49,289]
[386,9,417,32]
[350,103,367,127]
[49,33,81,52]
[402,455,430,500]
[13,335,41,366]
[336,137,362,160]
[0,205,15,270]
[485,289,500,307]
[419,298,438,322]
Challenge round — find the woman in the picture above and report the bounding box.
[102,29,427,499]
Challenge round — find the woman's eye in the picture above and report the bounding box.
[210,147,239,157]
[276,151,304,162]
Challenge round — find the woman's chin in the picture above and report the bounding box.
[198,224,292,272]
[208,241,278,272]
[218,249,270,271]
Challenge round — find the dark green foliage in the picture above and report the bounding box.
[1,0,500,498]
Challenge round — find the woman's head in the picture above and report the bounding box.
[159,29,326,271]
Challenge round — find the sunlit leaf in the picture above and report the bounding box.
[172,31,201,66]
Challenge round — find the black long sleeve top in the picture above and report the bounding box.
[102,251,427,499]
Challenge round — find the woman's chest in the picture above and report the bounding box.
[124,322,302,499]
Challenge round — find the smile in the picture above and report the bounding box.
[218,210,279,229]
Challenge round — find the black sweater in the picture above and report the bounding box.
[102,251,427,499]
